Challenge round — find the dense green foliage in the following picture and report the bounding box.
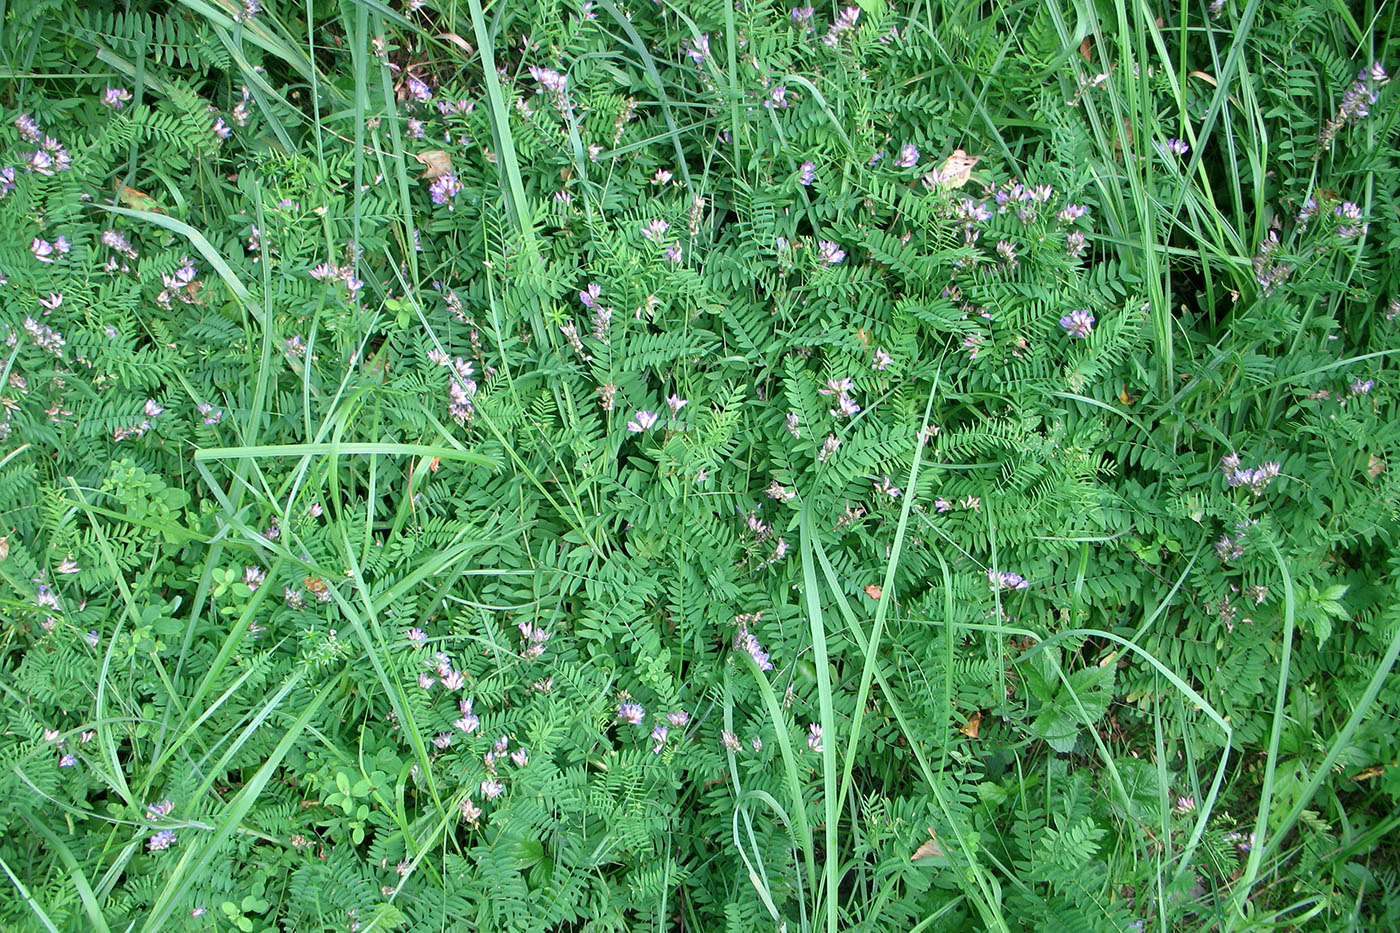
[1,0,1397,929]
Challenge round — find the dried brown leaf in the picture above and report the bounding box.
[413,150,454,180]
[911,829,945,860]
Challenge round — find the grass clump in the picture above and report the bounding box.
[0,0,1397,930]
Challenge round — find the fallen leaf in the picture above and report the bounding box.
[439,32,475,56]
[933,149,979,188]
[1368,455,1385,478]
[1353,766,1384,781]
[413,150,454,180]
[864,584,882,600]
[114,181,164,213]
[911,829,945,860]
[1118,385,1135,406]
[959,712,982,739]
[0,535,7,560]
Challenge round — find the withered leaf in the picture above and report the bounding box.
[115,181,164,213]
[959,712,982,739]
[911,829,945,861]
[931,149,980,189]
[413,150,454,180]
[864,584,882,600]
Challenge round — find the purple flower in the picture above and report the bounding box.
[459,797,482,824]
[817,241,845,264]
[480,779,505,799]
[454,699,480,734]
[440,669,465,691]
[830,394,860,418]
[1161,138,1190,157]
[103,88,132,109]
[617,701,646,724]
[791,7,814,29]
[734,627,773,671]
[626,410,658,433]
[872,347,892,370]
[528,66,568,95]
[1057,204,1086,222]
[720,730,742,752]
[148,830,178,851]
[818,434,841,462]
[579,283,602,309]
[767,86,789,108]
[987,568,1029,591]
[147,795,177,818]
[432,732,453,749]
[405,76,432,102]
[650,724,669,753]
[823,6,860,46]
[642,218,669,242]
[1059,309,1095,339]
[798,161,815,185]
[1334,201,1366,238]
[429,173,463,207]
[0,166,16,196]
[896,144,920,168]
[664,243,683,263]
[665,710,690,727]
[807,723,823,752]
[684,35,711,64]
[31,238,55,262]
[59,752,78,767]
[15,113,41,142]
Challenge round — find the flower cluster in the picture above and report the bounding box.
[987,568,1029,591]
[429,173,463,207]
[1317,63,1389,154]
[1251,231,1293,296]
[517,621,550,659]
[427,352,478,426]
[818,376,859,418]
[308,261,365,298]
[1059,309,1095,339]
[1220,453,1280,495]
[823,6,861,47]
[734,612,773,671]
